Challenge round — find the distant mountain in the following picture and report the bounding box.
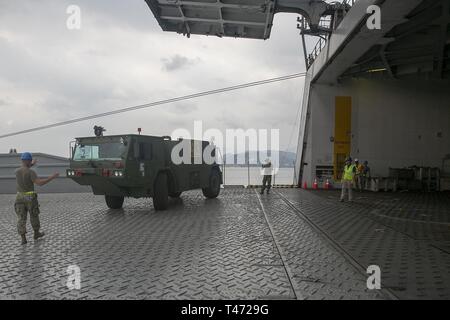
[222,151,297,168]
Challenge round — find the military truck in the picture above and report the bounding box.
[67,133,222,210]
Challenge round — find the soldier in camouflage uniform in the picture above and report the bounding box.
[15,152,59,245]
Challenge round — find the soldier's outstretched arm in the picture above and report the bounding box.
[33,173,60,186]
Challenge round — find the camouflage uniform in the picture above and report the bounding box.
[14,193,40,235]
[14,167,41,235]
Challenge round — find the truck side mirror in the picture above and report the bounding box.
[69,140,76,159]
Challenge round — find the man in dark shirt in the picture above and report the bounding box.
[15,152,59,245]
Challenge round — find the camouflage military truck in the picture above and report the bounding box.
[67,134,222,210]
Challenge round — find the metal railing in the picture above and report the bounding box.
[220,165,296,187]
[305,0,359,68]
[307,36,328,68]
[343,0,358,6]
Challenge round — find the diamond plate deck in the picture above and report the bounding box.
[276,189,450,300]
[2,189,443,299]
[0,190,295,299]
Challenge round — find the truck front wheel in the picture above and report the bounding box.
[202,169,221,199]
[105,195,124,209]
[153,173,169,211]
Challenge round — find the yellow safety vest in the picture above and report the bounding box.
[343,165,355,181]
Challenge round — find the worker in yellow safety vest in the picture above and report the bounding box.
[355,158,364,192]
[340,157,357,202]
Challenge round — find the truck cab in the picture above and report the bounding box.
[67,134,222,210]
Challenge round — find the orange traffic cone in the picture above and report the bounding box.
[303,181,308,189]
[313,178,318,190]
[325,179,331,190]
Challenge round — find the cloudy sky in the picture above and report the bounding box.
[0,0,311,157]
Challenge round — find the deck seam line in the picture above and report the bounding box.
[275,190,399,301]
[255,189,303,300]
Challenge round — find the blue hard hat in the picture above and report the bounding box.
[21,152,33,161]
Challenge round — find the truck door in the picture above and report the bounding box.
[135,141,156,183]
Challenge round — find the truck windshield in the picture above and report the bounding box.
[73,142,127,161]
